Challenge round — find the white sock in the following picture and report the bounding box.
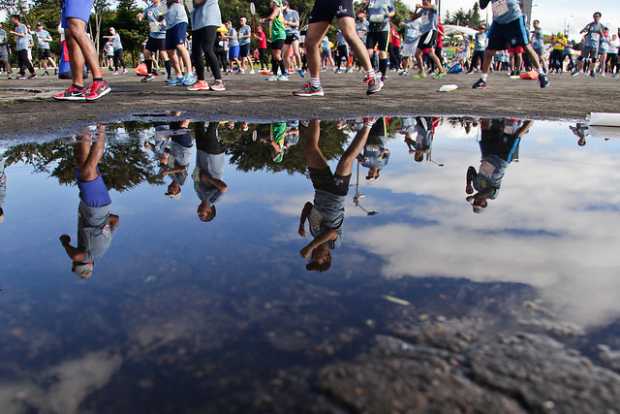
[310,77,321,88]
[481,73,488,81]
[365,69,376,79]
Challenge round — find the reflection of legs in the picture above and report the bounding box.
[303,120,329,170]
[77,129,105,181]
[335,125,371,177]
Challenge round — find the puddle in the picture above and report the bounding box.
[1,116,619,412]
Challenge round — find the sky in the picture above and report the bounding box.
[442,0,620,37]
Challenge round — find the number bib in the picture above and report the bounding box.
[492,0,510,18]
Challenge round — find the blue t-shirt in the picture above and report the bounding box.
[490,0,522,25]
[238,24,251,46]
[191,0,222,30]
[417,6,438,34]
[166,2,189,30]
[228,27,239,47]
[35,29,51,49]
[367,0,394,32]
[531,28,544,50]
[356,19,369,41]
[15,24,28,51]
[283,9,300,36]
[583,22,605,48]
[403,20,420,44]
[144,4,166,39]
[336,31,347,47]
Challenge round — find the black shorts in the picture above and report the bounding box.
[487,16,529,51]
[309,0,354,24]
[366,31,389,52]
[418,31,438,50]
[309,167,351,197]
[145,36,166,52]
[271,39,285,50]
[39,49,51,59]
[285,33,299,44]
[239,44,250,58]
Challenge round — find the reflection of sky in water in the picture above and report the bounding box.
[1,118,620,412]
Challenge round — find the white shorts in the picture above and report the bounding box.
[402,42,418,58]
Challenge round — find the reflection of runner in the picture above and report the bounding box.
[59,125,119,279]
[193,122,228,222]
[403,116,437,163]
[465,119,532,213]
[298,118,374,272]
[358,117,390,180]
[0,156,6,224]
[158,120,194,199]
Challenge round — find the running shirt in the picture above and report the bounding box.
[15,23,28,51]
[309,192,344,250]
[531,28,544,50]
[228,27,239,46]
[582,22,604,48]
[270,6,287,41]
[336,30,347,47]
[417,6,438,34]
[165,1,188,30]
[367,0,394,32]
[0,29,7,45]
[257,30,267,49]
[600,35,610,53]
[192,0,222,30]
[111,33,122,50]
[609,38,620,55]
[77,202,114,263]
[356,19,369,42]
[474,32,488,51]
[489,0,522,25]
[239,24,251,46]
[35,29,51,49]
[283,8,300,36]
[321,36,330,51]
[403,20,420,44]
[144,3,166,39]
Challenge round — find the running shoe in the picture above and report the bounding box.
[293,83,324,97]
[278,74,289,81]
[297,69,305,78]
[182,73,197,86]
[210,80,226,91]
[472,78,488,89]
[53,84,86,101]
[84,80,111,101]
[250,70,256,74]
[432,72,446,80]
[17,76,26,80]
[187,80,209,91]
[167,77,181,86]
[141,74,155,83]
[590,70,596,79]
[366,77,383,95]
[266,75,279,82]
[538,73,550,88]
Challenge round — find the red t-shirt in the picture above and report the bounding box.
[437,23,444,48]
[390,26,401,48]
[258,31,267,49]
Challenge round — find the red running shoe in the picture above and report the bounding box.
[53,84,86,101]
[84,80,111,101]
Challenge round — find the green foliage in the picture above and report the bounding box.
[444,2,483,27]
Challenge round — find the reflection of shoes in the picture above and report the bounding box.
[293,83,324,97]
[472,78,487,89]
[432,72,446,80]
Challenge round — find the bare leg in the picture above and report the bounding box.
[303,120,330,170]
[335,125,371,176]
[305,21,331,79]
[339,17,373,72]
[66,18,103,80]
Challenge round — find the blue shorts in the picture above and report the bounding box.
[76,171,111,208]
[229,45,240,60]
[61,0,94,29]
[165,22,188,50]
[487,16,529,51]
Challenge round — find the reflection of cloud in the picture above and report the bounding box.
[349,140,620,328]
[0,352,122,414]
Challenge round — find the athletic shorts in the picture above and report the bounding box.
[61,0,94,28]
[309,167,351,197]
[285,33,299,44]
[229,45,240,60]
[145,36,166,53]
[39,49,51,59]
[366,31,389,52]
[0,45,8,61]
[418,31,437,51]
[309,0,354,24]
[165,22,188,50]
[76,171,112,208]
[487,16,529,51]
[580,45,599,60]
[271,39,285,50]
[508,46,524,54]
[402,42,417,58]
[239,44,250,58]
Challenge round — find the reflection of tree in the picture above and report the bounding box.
[223,123,350,175]
[4,139,162,192]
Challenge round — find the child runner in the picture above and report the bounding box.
[164,0,195,86]
[412,0,445,80]
[254,25,269,72]
[400,13,421,76]
[9,15,36,80]
[140,0,170,82]
[472,0,549,89]
[35,23,56,76]
[54,1,110,101]
[188,0,226,92]
[573,12,605,78]
[293,0,383,97]
[0,23,13,79]
[263,0,288,81]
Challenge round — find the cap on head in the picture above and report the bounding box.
[73,262,94,279]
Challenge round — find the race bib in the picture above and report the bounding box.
[492,0,509,18]
[591,33,601,42]
[369,13,385,24]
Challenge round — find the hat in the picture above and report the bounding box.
[165,191,182,200]
[73,262,94,279]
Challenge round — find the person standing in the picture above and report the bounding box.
[164,0,195,86]
[254,25,269,71]
[0,23,13,79]
[282,1,303,77]
[9,15,36,80]
[263,0,288,81]
[35,23,57,76]
[188,0,226,91]
[238,17,254,74]
[225,20,241,72]
[104,27,126,75]
[140,0,171,82]
[365,0,395,81]
[54,0,110,101]
[573,12,605,78]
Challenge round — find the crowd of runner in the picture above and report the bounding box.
[0,0,617,100]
